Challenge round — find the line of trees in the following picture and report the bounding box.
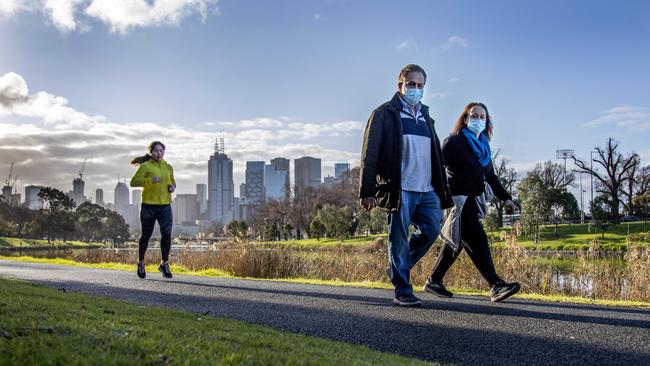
[0,187,130,246]
[227,168,387,241]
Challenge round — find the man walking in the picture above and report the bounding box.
[359,64,452,306]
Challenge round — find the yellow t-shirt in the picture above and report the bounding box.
[130,159,176,205]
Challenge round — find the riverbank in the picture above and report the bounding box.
[3,255,648,309]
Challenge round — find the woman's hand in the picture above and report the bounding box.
[168,184,176,193]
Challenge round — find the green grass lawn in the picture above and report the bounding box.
[0,278,435,366]
[0,237,103,248]
[259,234,386,249]
[488,221,650,250]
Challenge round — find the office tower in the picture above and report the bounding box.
[265,164,288,200]
[245,161,265,207]
[172,194,199,225]
[335,163,351,180]
[295,156,321,188]
[196,183,207,216]
[132,189,142,206]
[25,185,44,210]
[95,188,104,207]
[72,177,85,204]
[208,138,235,225]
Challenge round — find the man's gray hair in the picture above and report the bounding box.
[398,64,427,82]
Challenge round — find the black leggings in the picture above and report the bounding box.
[429,197,503,287]
[138,204,173,262]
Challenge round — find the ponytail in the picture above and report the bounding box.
[130,154,152,166]
[130,140,166,166]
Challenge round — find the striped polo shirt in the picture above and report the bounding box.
[399,96,433,192]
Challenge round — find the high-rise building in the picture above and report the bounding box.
[114,181,130,212]
[25,185,44,210]
[172,194,199,225]
[269,157,290,199]
[131,189,142,206]
[239,183,247,198]
[295,156,321,188]
[270,157,290,191]
[208,138,235,226]
[245,161,265,207]
[335,163,351,180]
[196,183,207,216]
[71,177,85,205]
[95,188,104,207]
[265,164,288,200]
[323,175,336,186]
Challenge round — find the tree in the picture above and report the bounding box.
[309,217,326,240]
[573,138,640,223]
[632,166,650,217]
[103,211,130,246]
[75,202,107,242]
[37,187,76,243]
[517,161,577,241]
[590,195,612,239]
[225,220,249,242]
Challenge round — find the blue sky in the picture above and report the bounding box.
[1,0,649,203]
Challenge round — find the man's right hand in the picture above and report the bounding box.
[360,197,376,212]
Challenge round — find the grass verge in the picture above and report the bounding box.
[0,237,101,248]
[1,256,649,309]
[0,278,435,366]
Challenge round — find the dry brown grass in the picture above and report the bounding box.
[21,232,650,302]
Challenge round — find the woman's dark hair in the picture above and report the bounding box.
[451,102,493,141]
[130,141,166,165]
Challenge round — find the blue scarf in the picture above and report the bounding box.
[462,128,491,167]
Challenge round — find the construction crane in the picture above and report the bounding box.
[12,175,18,193]
[4,162,14,187]
[78,158,87,180]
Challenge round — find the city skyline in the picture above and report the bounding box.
[1,1,649,205]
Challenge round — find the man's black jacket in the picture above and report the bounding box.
[359,92,453,212]
[442,133,512,201]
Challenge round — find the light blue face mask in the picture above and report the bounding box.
[403,88,423,106]
[467,118,486,135]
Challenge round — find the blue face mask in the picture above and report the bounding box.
[403,88,423,106]
[467,118,486,135]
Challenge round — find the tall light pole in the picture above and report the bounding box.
[590,150,597,213]
[556,149,575,186]
[572,170,585,224]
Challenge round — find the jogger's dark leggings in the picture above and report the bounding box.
[429,197,503,287]
[138,204,173,262]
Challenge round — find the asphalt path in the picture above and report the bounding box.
[1,259,649,365]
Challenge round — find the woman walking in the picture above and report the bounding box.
[425,102,520,302]
[130,141,176,279]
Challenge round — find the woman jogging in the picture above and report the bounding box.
[130,141,176,279]
[424,102,520,302]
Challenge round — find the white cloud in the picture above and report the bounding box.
[313,13,326,22]
[396,40,418,51]
[582,106,650,131]
[0,72,362,203]
[0,0,220,33]
[447,77,460,83]
[0,0,32,18]
[44,0,84,32]
[442,35,469,50]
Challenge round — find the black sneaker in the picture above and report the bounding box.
[158,262,173,279]
[424,279,453,298]
[137,262,146,279]
[393,294,423,307]
[490,282,520,302]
